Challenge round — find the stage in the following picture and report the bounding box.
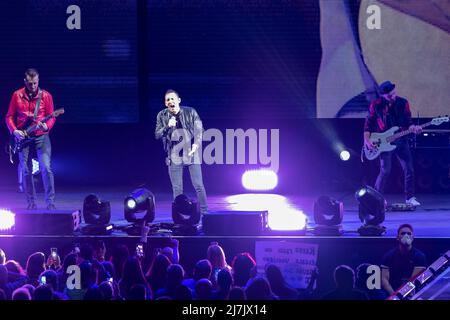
[1,185,449,296]
[1,186,449,237]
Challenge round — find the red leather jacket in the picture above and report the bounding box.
[5,87,56,136]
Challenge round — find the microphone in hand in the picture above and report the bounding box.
[168,116,177,128]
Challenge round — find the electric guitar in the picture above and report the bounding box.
[8,108,65,161]
[363,116,449,160]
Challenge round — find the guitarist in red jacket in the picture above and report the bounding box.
[363,81,422,207]
[5,68,56,210]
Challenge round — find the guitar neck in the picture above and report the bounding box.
[386,122,432,143]
[25,114,54,134]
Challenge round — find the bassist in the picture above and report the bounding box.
[364,81,422,206]
[5,68,57,210]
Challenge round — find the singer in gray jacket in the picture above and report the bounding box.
[155,89,208,215]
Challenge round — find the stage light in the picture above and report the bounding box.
[83,194,111,225]
[339,150,350,161]
[242,169,278,191]
[172,194,200,226]
[81,194,113,235]
[355,186,386,236]
[267,208,307,233]
[126,199,137,210]
[225,194,306,234]
[124,188,155,223]
[0,209,15,232]
[357,188,366,197]
[313,196,343,235]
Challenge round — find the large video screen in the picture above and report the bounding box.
[1,1,447,122]
[317,0,450,118]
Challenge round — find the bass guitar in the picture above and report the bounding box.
[363,116,449,160]
[8,108,65,160]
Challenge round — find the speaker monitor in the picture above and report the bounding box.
[14,209,81,235]
[202,211,268,235]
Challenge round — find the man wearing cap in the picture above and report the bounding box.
[364,81,422,206]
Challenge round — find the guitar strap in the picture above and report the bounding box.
[33,89,43,121]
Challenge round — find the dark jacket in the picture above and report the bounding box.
[364,97,412,133]
[155,106,203,164]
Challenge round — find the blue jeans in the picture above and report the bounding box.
[168,163,208,214]
[375,142,414,199]
[18,134,55,205]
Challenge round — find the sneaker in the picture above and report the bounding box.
[27,202,37,210]
[406,197,421,206]
[47,203,56,210]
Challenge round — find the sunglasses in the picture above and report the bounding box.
[400,232,412,236]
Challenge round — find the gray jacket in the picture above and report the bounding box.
[155,106,204,163]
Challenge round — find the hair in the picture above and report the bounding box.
[94,240,106,261]
[161,247,174,262]
[25,68,39,78]
[146,254,171,292]
[110,244,129,280]
[121,257,148,286]
[195,278,213,300]
[167,264,184,288]
[5,260,25,276]
[79,260,95,290]
[99,281,114,300]
[128,284,147,300]
[207,244,228,270]
[33,284,53,300]
[101,261,116,282]
[193,259,212,281]
[245,277,277,300]
[26,252,46,285]
[231,252,256,287]
[83,285,104,300]
[228,286,246,300]
[120,257,150,300]
[334,265,355,290]
[63,253,77,273]
[21,284,35,298]
[80,243,94,261]
[265,264,287,292]
[12,288,31,300]
[397,224,413,235]
[355,263,372,289]
[174,284,193,300]
[165,89,180,98]
[39,269,58,292]
[0,248,5,265]
[217,268,233,291]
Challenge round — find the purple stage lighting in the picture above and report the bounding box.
[339,150,350,161]
[242,169,278,191]
[226,194,307,232]
[0,209,15,232]
[268,208,307,231]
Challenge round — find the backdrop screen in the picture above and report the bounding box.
[0,0,138,123]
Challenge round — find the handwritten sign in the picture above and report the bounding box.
[255,241,319,289]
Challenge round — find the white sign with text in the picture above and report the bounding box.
[255,241,319,289]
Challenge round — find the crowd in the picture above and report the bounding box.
[0,223,426,300]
